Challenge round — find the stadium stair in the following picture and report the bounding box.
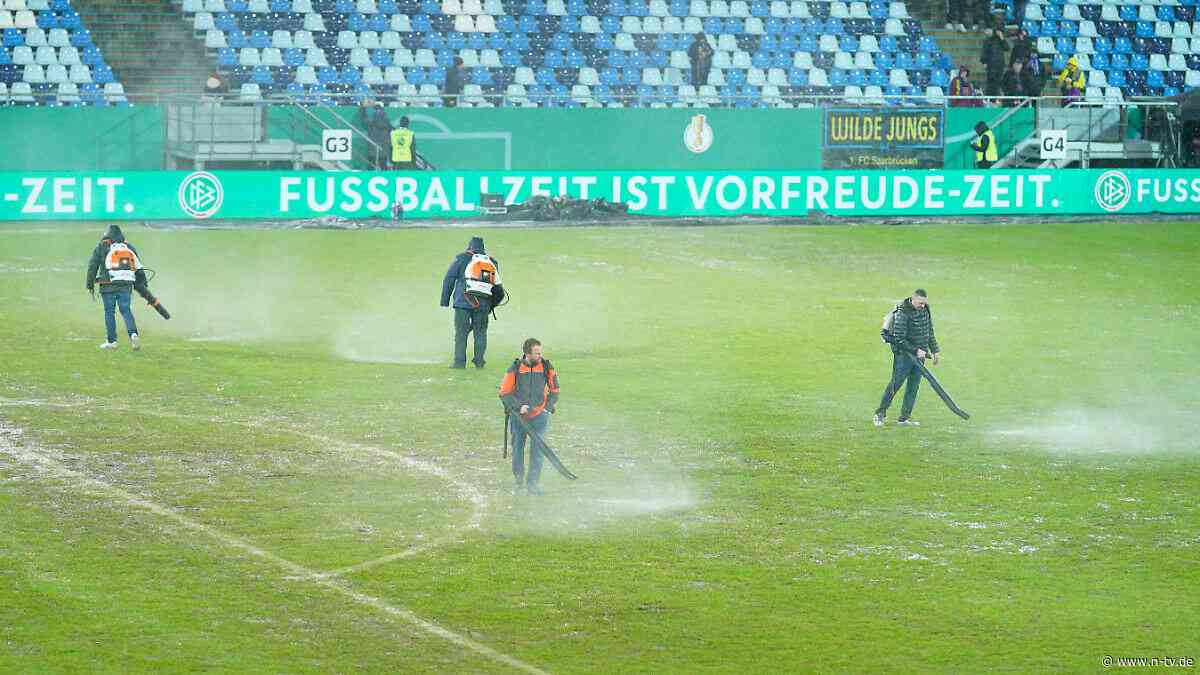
[75,0,213,94]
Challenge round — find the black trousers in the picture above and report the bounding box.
[877,350,922,419]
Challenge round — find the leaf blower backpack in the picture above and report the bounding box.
[463,253,500,300]
[104,242,140,283]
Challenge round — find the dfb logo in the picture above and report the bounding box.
[178,171,224,219]
[1094,170,1131,213]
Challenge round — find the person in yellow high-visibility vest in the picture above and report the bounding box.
[390,116,416,170]
[970,121,998,169]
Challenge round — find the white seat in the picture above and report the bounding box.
[294,0,313,10]
[359,31,380,49]
[514,66,535,85]
[22,64,44,82]
[708,67,725,85]
[615,32,636,50]
[643,16,663,33]
[849,1,870,19]
[10,82,33,103]
[762,84,781,103]
[643,67,663,84]
[729,0,749,16]
[57,81,79,102]
[711,0,730,16]
[45,63,67,82]
[854,51,874,69]
[570,83,591,101]
[1149,53,1169,71]
[889,68,910,87]
[272,30,294,48]
[380,31,402,49]
[745,16,763,33]
[0,82,6,103]
[11,44,31,64]
[1085,86,1104,101]
[14,8,34,27]
[1073,54,1091,70]
[717,33,737,50]
[1075,37,1093,54]
[579,66,599,85]
[859,34,878,52]
[48,28,69,47]
[1168,53,1187,71]
[769,0,787,17]
[1063,4,1081,21]
[1192,37,1200,53]
[193,11,215,31]
[1156,21,1174,39]
[683,16,702,32]
[24,27,45,47]
[480,48,501,67]
[547,0,567,14]
[358,0,378,12]
[483,0,502,12]
[792,51,812,68]
[415,48,437,67]
[885,17,904,36]
[463,0,484,12]
[248,0,270,10]
[622,16,642,33]
[1104,87,1124,104]
[390,14,412,31]
[182,0,202,12]
[337,30,358,49]
[1025,4,1043,20]
[664,66,683,85]
[262,47,284,66]
[293,30,315,49]
[677,83,697,100]
[295,65,318,85]
[1171,37,1189,54]
[460,49,479,67]
[68,63,91,83]
[863,85,884,104]
[712,50,732,68]
[393,48,414,66]
[581,15,601,32]
[384,66,406,84]
[1174,22,1192,38]
[747,67,765,85]
[1139,5,1157,22]
[454,14,475,32]
[1187,70,1200,88]
[830,1,849,19]
[1037,36,1056,54]
[732,50,751,68]
[239,83,262,102]
[303,13,326,32]
[808,67,828,86]
[1079,20,1097,38]
[349,47,370,67]
[843,85,863,101]
[397,83,419,101]
[239,48,261,67]
[505,83,527,102]
[833,50,853,70]
[476,15,497,31]
[888,1,907,18]
[670,50,689,68]
[689,0,708,17]
[0,11,11,29]
[819,34,839,52]
[57,46,78,65]
[203,0,226,11]
[35,45,56,65]
[363,65,384,85]
[1089,69,1107,87]
[767,67,787,85]
[1100,5,1119,22]
[925,85,945,104]
[663,16,683,32]
[305,48,328,66]
[649,0,669,15]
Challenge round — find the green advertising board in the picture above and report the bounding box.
[0,169,1190,220]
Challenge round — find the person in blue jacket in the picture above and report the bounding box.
[440,236,505,369]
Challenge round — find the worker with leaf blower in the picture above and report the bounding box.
[86,225,171,351]
[499,338,570,496]
[875,288,943,427]
[440,236,506,369]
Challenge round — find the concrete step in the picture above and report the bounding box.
[75,0,213,95]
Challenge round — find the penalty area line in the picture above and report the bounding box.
[0,420,547,675]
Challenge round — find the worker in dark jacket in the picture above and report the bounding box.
[358,99,393,169]
[441,236,505,368]
[86,224,142,351]
[874,289,941,427]
[499,338,560,495]
[443,56,467,107]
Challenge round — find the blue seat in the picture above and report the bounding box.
[1093,36,1112,53]
[1040,20,1058,37]
[830,69,847,86]
[869,1,887,19]
[1147,70,1165,88]
[368,13,389,31]
[897,52,915,70]
[1151,38,1170,55]
[227,0,249,11]
[1056,36,1075,54]
[1044,4,1062,21]
[1119,5,1137,21]
[1163,86,1181,97]
[252,65,273,84]
[82,46,102,65]
[786,67,808,85]
[1090,52,1109,70]
[447,32,466,49]
[1157,5,1175,22]
[839,34,858,51]
[884,84,901,104]
[1114,36,1132,54]
[228,30,248,49]
[751,0,768,16]
[1130,53,1149,70]
[868,69,887,86]
[824,18,844,35]
[879,35,897,52]
[1165,71,1184,88]
[347,13,367,31]
[670,0,688,16]
[931,69,948,87]
[918,35,937,52]
[874,52,893,69]
[915,51,933,69]
[847,68,866,86]
[69,30,93,48]
[1060,20,1078,37]
[217,47,237,67]
[1135,21,1154,38]
[1132,37,1151,55]
[702,16,722,33]
[317,66,338,83]
[1109,53,1129,70]
[1051,53,1068,71]
[1021,20,1039,37]
[798,34,817,52]
[35,11,53,29]
[250,30,271,49]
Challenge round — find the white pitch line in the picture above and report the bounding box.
[0,397,491,579]
[0,420,546,675]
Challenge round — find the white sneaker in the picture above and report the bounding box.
[873,413,885,427]
[944,22,953,30]
[956,23,967,31]
[130,333,140,351]
[898,418,921,427]
[99,341,118,350]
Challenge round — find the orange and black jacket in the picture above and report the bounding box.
[499,357,559,418]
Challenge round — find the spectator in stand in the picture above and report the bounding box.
[1009,28,1034,67]
[1056,56,1086,104]
[949,67,983,107]
[358,99,393,170]
[444,56,467,107]
[1001,60,1025,105]
[1021,55,1043,98]
[204,71,228,101]
[945,0,981,32]
[981,27,1009,97]
[688,33,714,87]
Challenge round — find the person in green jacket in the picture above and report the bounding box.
[875,289,941,427]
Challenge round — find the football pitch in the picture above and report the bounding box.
[1,220,1197,673]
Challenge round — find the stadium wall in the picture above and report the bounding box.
[0,106,1029,172]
